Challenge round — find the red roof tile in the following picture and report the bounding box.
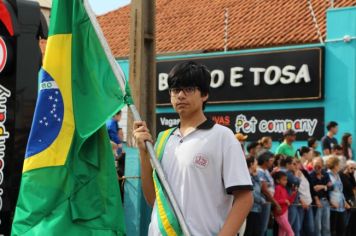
[98,0,356,58]
[39,1,356,57]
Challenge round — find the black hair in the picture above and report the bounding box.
[273,154,285,167]
[115,110,122,115]
[246,156,256,168]
[307,137,317,148]
[168,61,211,109]
[280,156,294,167]
[341,133,352,160]
[332,144,343,151]
[326,121,338,131]
[247,141,260,152]
[313,150,321,157]
[257,151,274,165]
[298,146,311,157]
[273,171,287,182]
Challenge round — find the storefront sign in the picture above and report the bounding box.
[157,48,323,105]
[156,107,324,141]
[0,84,11,222]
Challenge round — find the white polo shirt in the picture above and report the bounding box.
[298,172,312,206]
[148,119,253,236]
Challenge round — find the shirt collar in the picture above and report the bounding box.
[177,118,215,130]
[196,118,215,130]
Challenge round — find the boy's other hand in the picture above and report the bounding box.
[133,121,153,153]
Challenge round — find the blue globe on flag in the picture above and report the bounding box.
[25,69,64,158]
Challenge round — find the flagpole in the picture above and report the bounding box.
[82,1,191,235]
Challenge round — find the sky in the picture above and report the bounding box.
[89,0,131,15]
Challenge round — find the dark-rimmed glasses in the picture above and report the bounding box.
[169,87,199,97]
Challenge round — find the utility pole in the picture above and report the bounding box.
[125,3,191,234]
[127,0,156,146]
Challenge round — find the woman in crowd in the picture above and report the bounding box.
[307,137,318,150]
[247,141,262,158]
[298,146,314,173]
[257,151,281,235]
[327,156,350,236]
[339,160,356,236]
[295,158,314,236]
[245,156,266,236]
[342,133,353,161]
[260,136,273,153]
[273,171,297,236]
[309,157,332,236]
[272,154,284,174]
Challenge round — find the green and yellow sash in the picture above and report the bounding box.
[153,128,183,236]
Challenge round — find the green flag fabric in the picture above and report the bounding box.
[11,0,128,235]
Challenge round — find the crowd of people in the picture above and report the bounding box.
[238,121,355,236]
[107,108,355,236]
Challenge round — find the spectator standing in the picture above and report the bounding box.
[117,127,126,167]
[323,145,345,169]
[310,157,332,236]
[276,129,297,157]
[106,110,123,157]
[106,110,125,200]
[258,151,281,235]
[332,144,344,156]
[339,160,356,236]
[333,145,347,170]
[272,154,285,175]
[307,137,318,150]
[321,121,339,155]
[298,146,314,173]
[273,171,297,236]
[341,133,353,161]
[260,136,273,153]
[247,141,262,158]
[279,156,301,236]
[313,150,322,159]
[245,157,266,236]
[327,156,350,236]
[295,159,315,236]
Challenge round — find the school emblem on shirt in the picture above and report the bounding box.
[193,154,209,169]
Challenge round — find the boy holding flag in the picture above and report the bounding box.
[134,61,253,235]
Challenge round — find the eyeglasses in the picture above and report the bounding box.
[169,87,199,96]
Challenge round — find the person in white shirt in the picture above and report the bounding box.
[296,158,315,236]
[133,61,253,236]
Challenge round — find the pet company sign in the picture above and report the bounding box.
[157,107,324,141]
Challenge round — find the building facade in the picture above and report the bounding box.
[103,1,356,234]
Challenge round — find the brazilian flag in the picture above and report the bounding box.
[11,0,128,235]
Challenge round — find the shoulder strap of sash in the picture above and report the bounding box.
[155,128,175,160]
[153,127,183,236]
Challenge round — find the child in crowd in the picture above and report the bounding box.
[273,171,297,236]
